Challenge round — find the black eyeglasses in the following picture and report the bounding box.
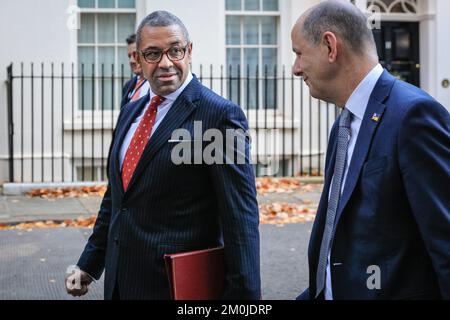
[139,44,190,64]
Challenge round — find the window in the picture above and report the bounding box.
[77,0,136,110]
[225,0,279,109]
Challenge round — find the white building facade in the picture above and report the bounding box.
[0,0,449,183]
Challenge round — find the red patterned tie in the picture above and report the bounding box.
[121,95,165,191]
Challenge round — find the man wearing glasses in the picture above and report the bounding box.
[66,10,261,300]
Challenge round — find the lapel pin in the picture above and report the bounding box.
[371,113,380,122]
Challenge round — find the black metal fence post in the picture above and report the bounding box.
[6,64,14,182]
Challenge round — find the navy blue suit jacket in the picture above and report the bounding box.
[78,76,261,300]
[300,70,450,300]
[121,76,137,109]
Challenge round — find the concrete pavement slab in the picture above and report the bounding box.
[0,227,104,300]
[77,197,102,215]
[0,223,311,300]
[0,197,93,223]
[260,223,311,300]
[5,197,89,215]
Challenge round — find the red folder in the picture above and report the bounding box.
[164,246,225,300]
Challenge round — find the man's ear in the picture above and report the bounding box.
[187,42,193,63]
[322,31,338,62]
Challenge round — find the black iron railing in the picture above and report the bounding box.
[5,62,339,183]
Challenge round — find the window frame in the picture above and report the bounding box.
[77,0,137,112]
[225,0,281,110]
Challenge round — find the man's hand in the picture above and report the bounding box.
[65,266,94,297]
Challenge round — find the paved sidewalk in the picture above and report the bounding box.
[0,228,104,300]
[0,196,102,223]
[0,185,322,224]
[0,223,312,300]
[0,184,321,300]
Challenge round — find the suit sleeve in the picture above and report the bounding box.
[76,182,112,280]
[76,106,128,279]
[208,103,261,300]
[398,99,450,298]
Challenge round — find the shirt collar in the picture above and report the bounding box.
[345,63,384,120]
[149,72,193,102]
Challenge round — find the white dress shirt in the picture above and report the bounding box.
[119,72,193,169]
[325,63,384,300]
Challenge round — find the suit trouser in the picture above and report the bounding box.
[111,275,120,300]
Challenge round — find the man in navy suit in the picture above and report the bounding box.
[292,0,449,299]
[121,33,150,108]
[66,11,260,300]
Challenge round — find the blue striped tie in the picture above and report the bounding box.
[315,108,352,298]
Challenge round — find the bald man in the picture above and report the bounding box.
[292,0,450,300]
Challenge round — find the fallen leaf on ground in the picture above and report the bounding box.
[0,216,97,230]
[27,186,107,198]
[259,202,317,225]
[256,178,303,195]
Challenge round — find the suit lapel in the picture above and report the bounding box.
[121,76,137,107]
[111,95,149,195]
[128,76,138,96]
[333,70,395,229]
[124,77,201,194]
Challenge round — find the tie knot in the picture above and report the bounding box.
[339,108,352,128]
[151,95,165,107]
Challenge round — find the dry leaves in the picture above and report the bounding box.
[0,206,314,230]
[256,177,323,196]
[259,202,316,225]
[0,216,97,230]
[256,178,303,195]
[26,179,318,198]
[27,186,107,198]
[297,170,322,177]
[0,201,317,230]
[2,178,322,230]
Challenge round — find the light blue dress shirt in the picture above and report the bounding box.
[119,72,193,169]
[325,63,384,300]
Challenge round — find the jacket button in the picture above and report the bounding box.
[113,237,119,245]
[121,207,128,213]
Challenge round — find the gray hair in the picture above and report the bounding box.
[301,0,377,56]
[136,11,190,49]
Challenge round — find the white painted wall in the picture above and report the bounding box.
[0,0,448,183]
[0,0,73,182]
[419,0,436,98]
[142,0,226,72]
[435,0,450,110]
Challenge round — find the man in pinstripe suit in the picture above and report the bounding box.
[66,11,261,300]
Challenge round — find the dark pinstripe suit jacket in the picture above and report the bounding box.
[77,76,261,300]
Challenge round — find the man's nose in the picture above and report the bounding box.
[292,58,303,77]
[158,52,174,69]
[129,52,137,64]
